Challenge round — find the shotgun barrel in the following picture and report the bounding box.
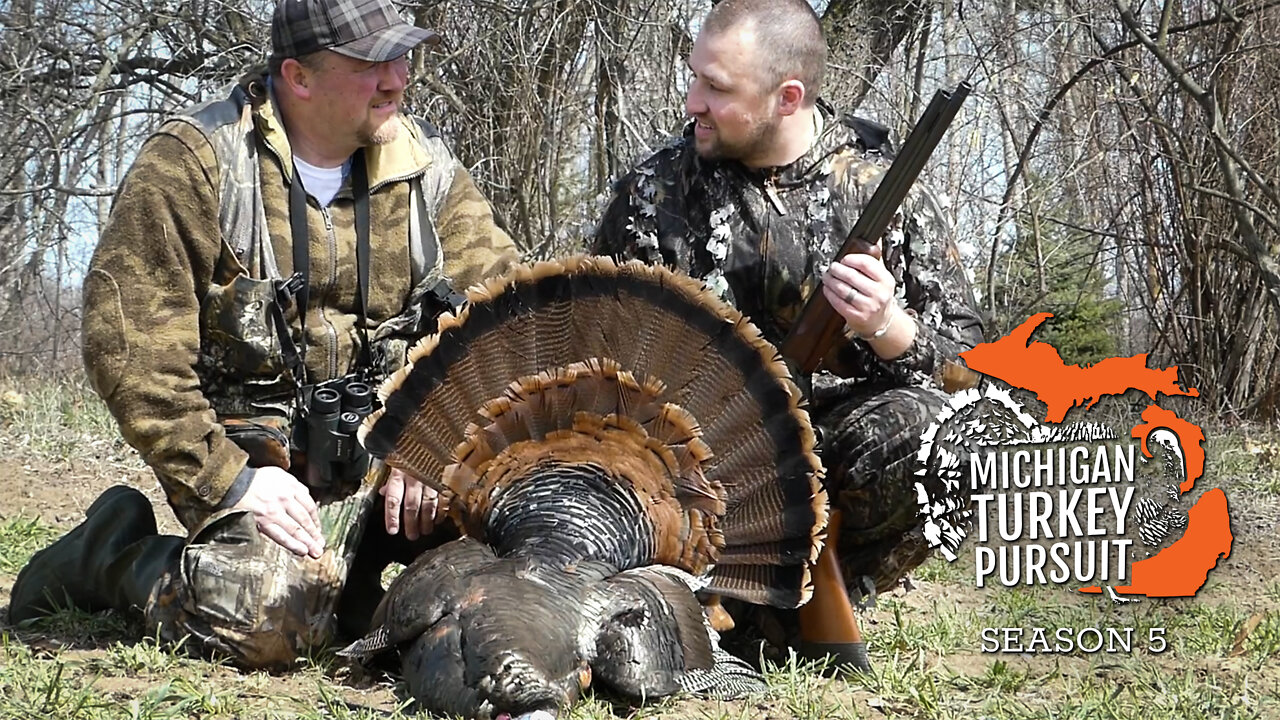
[779,82,975,388]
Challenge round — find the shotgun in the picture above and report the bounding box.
[791,83,974,673]
[779,82,978,392]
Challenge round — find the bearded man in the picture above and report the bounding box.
[10,0,517,667]
[593,0,984,668]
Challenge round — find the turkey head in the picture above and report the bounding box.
[343,257,827,719]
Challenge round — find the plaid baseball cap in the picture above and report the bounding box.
[271,0,440,63]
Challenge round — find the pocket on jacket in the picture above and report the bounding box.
[200,274,293,376]
[197,273,300,432]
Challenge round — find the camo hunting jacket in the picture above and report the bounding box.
[83,73,518,521]
[592,109,984,393]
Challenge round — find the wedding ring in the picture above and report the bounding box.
[844,287,859,304]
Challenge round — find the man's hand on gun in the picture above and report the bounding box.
[821,247,914,357]
[822,248,896,337]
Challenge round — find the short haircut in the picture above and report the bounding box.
[703,0,827,105]
[268,50,328,80]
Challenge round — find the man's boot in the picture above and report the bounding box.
[8,485,184,624]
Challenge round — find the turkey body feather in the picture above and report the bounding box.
[344,257,827,719]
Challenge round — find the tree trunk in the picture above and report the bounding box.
[821,0,934,112]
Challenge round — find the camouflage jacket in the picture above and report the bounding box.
[592,109,983,394]
[83,73,518,521]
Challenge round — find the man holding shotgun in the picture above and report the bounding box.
[593,0,983,670]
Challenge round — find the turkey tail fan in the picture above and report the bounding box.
[361,256,828,608]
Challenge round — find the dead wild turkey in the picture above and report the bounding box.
[341,256,827,720]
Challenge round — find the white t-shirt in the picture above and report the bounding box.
[293,156,349,207]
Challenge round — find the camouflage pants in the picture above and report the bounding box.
[811,383,956,597]
[144,464,406,669]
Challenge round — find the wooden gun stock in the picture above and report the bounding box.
[778,83,978,392]
[793,84,975,673]
[797,510,870,671]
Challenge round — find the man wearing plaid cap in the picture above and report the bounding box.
[10,0,519,668]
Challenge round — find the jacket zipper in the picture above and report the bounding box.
[369,168,428,195]
[319,205,340,378]
[316,169,433,379]
[762,174,788,216]
[760,171,786,295]
[266,140,433,379]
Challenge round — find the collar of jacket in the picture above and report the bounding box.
[679,101,859,188]
[242,73,435,191]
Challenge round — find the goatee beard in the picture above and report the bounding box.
[697,115,781,165]
[361,118,400,147]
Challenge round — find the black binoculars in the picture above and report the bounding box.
[294,375,374,495]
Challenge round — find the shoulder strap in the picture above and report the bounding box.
[289,152,374,380]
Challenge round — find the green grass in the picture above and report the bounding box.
[1206,425,1280,496]
[0,514,61,574]
[1039,664,1265,720]
[1,623,1278,720]
[92,635,190,675]
[1161,604,1280,667]
[1165,603,1252,657]
[0,379,135,462]
[123,677,248,718]
[1265,580,1280,605]
[1238,611,1280,667]
[911,555,967,584]
[2,380,1280,719]
[758,652,864,719]
[863,596,972,656]
[305,681,416,719]
[14,604,138,644]
[972,658,1034,693]
[0,635,109,719]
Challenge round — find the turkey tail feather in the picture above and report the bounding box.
[363,257,827,607]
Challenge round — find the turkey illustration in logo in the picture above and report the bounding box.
[915,313,1232,601]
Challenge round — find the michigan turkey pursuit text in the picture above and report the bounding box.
[970,443,1138,588]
